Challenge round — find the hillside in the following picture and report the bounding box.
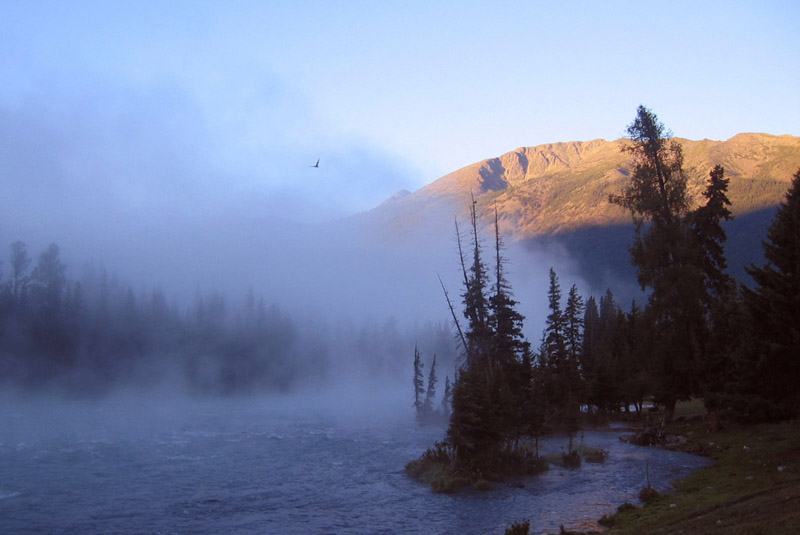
[364,133,800,240]
[357,134,800,291]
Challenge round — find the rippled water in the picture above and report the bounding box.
[0,396,709,534]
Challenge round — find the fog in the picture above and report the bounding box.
[0,65,602,410]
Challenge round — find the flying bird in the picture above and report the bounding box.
[310,158,320,168]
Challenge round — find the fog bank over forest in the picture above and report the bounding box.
[0,81,592,399]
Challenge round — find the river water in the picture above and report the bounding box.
[0,394,709,534]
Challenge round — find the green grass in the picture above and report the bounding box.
[601,407,800,534]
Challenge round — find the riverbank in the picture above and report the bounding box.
[593,404,800,534]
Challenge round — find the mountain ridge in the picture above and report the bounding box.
[361,133,800,241]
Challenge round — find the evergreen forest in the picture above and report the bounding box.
[408,106,800,492]
[0,246,455,396]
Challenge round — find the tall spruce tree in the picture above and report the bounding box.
[564,284,584,373]
[691,165,734,305]
[539,268,582,444]
[741,168,800,420]
[445,200,533,470]
[611,106,705,423]
[489,208,529,368]
[459,197,492,371]
[690,165,735,430]
[541,268,567,367]
[581,296,600,371]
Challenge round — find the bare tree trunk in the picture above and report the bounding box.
[438,274,467,356]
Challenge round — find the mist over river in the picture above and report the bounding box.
[0,395,709,534]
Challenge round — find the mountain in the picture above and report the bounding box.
[357,133,800,292]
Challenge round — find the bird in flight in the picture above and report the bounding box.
[310,158,320,168]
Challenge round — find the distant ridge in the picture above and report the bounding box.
[361,133,800,241]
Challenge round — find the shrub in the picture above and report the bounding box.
[598,514,615,527]
[420,441,451,464]
[617,502,636,512]
[639,485,660,504]
[505,519,530,535]
[562,450,582,468]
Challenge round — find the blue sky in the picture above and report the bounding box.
[2,0,799,219]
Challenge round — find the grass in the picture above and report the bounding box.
[599,401,800,534]
[406,441,549,493]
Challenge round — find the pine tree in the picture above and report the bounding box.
[620,301,651,415]
[611,106,705,423]
[413,344,425,420]
[539,268,582,444]
[489,207,529,369]
[445,200,533,471]
[741,168,800,419]
[541,268,567,366]
[690,165,735,430]
[9,240,31,308]
[441,375,453,418]
[580,296,600,387]
[423,354,438,417]
[564,285,584,372]
[458,197,492,371]
[447,364,503,467]
[590,291,622,416]
[691,165,734,305]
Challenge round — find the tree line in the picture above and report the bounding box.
[0,243,457,395]
[410,105,800,487]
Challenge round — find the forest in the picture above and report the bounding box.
[0,245,456,396]
[408,106,800,492]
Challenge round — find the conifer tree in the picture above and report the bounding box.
[541,268,566,366]
[441,375,453,418]
[690,165,735,430]
[413,344,425,420]
[446,200,533,470]
[619,301,650,415]
[9,241,31,308]
[423,354,438,416]
[459,197,492,371]
[580,296,600,388]
[591,291,623,415]
[447,364,504,467]
[539,268,581,444]
[691,165,734,305]
[741,168,800,419]
[611,106,705,423]
[489,207,530,369]
[564,284,584,372]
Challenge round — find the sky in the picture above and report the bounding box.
[1,1,798,315]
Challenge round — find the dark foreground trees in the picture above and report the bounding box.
[409,107,800,492]
[610,106,738,425]
[610,105,701,424]
[445,202,534,471]
[609,106,800,427]
[738,168,800,420]
[410,203,588,490]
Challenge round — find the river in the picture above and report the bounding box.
[0,394,709,534]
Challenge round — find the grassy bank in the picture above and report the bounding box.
[599,403,800,534]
